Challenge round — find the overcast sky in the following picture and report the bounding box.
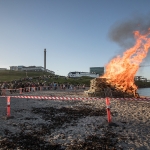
[0,0,150,79]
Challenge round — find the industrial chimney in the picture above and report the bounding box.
[44,49,46,71]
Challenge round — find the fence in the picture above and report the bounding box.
[0,85,150,124]
[0,85,87,96]
[0,96,111,123]
[0,95,150,121]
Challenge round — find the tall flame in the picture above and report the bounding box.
[101,28,150,94]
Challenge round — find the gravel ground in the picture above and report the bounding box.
[0,89,150,150]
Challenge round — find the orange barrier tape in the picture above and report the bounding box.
[0,96,150,101]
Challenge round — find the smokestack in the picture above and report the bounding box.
[44,49,46,71]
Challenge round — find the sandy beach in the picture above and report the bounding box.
[0,89,150,150]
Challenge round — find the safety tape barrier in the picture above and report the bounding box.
[0,86,83,96]
[1,96,101,100]
[1,85,82,91]
[3,96,150,120]
[0,96,150,101]
[1,86,52,94]
[115,97,150,101]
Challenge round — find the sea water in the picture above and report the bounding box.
[138,88,150,97]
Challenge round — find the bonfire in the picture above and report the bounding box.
[87,29,150,98]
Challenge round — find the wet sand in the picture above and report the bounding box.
[0,89,150,150]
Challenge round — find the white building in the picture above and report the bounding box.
[21,66,45,71]
[10,65,55,74]
[68,71,99,78]
[0,68,7,70]
[10,66,18,71]
[18,66,25,71]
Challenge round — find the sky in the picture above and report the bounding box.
[1,0,150,79]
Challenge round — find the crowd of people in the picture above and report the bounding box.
[0,75,86,95]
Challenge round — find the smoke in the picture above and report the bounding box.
[108,13,150,63]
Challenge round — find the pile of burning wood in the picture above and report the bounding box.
[86,78,139,98]
[85,29,150,98]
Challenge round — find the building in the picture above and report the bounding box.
[10,66,18,71]
[68,66,105,78]
[21,66,45,71]
[90,67,104,76]
[18,66,25,71]
[134,76,148,82]
[10,65,55,74]
[68,71,99,78]
[0,68,7,70]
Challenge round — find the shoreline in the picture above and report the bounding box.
[0,90,150,149]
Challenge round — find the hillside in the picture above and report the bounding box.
[0,70,93,86]
[0,70,150,88]
[0,70,54,82]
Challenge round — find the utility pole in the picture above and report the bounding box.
[44,49,46,71]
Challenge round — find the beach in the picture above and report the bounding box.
[0,89,150,150]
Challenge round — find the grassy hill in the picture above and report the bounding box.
[0,70,54,82]
[0,70,93,86]
[2,70,149,88]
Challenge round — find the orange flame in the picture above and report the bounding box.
[101,28,150,94]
